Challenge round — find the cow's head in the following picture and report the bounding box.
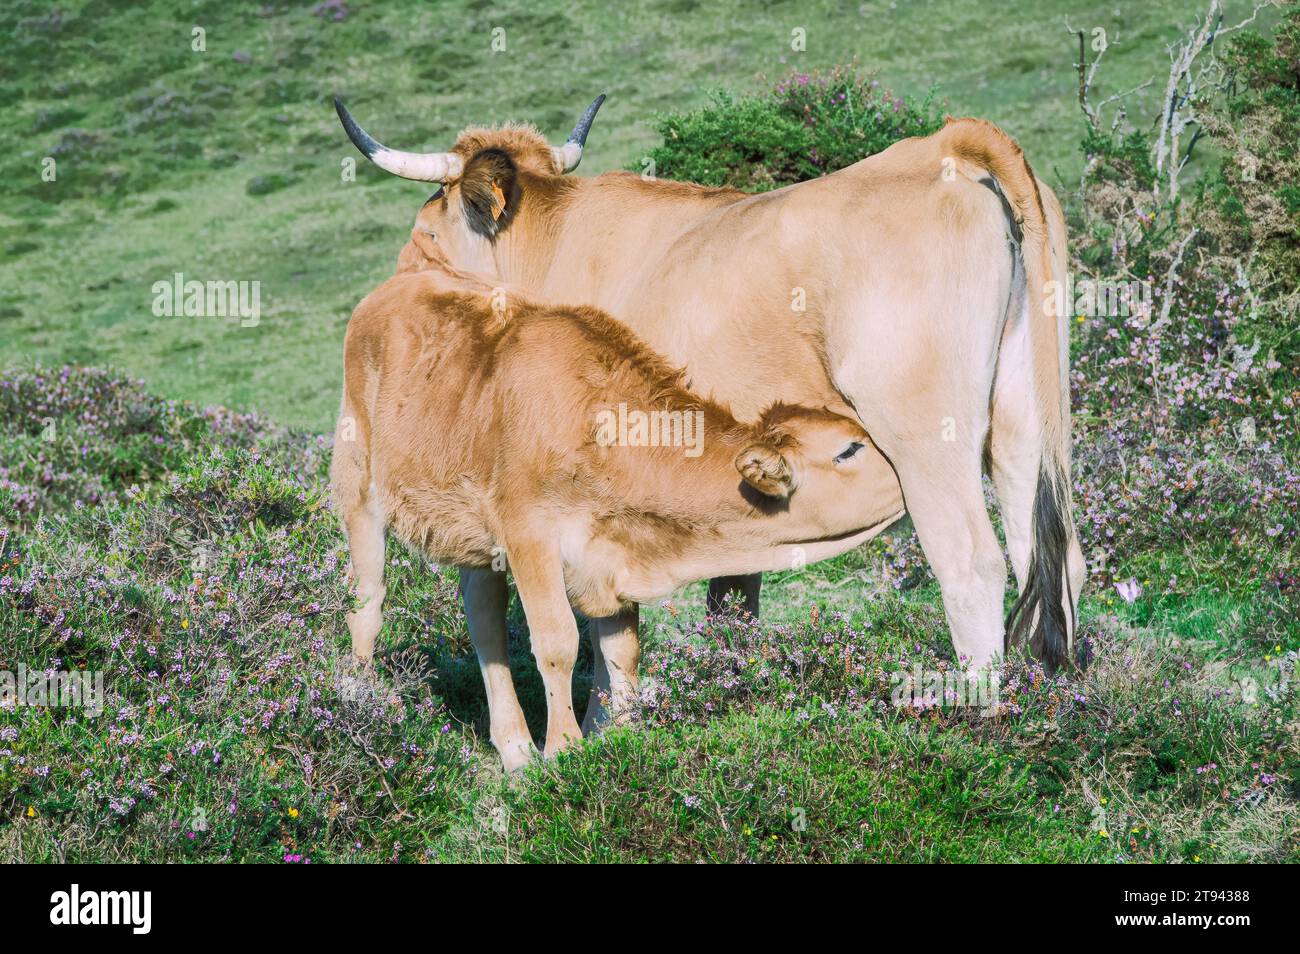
[335,95,604,270]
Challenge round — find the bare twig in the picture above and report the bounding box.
[1155,3,1220,199]
[1065,18,1110,134]
[1159,227,1199,326]
[1154,0,1276,199]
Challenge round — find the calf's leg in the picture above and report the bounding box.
[342,490,386,663]
[506,538,583,756]
[331,405,386,663]
[460,567,537,772]
[580,621,610,734]
[581,605,639,734]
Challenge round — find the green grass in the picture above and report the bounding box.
[0,0,1265,430]
[0,367,1294,862]
[485,711,1098,863]
[0,366,1292,864]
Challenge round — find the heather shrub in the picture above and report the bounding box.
[0,368,477,862]
[1070,268,1299,599]
[639,66,943,191]
[0,366,209,518]
[0,365,328,523]
[1057,6,1300,616]
[532,603,1297,862]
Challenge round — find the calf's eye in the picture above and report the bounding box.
[834,441,864,464]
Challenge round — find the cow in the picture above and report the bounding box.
[333,93,1086,728]
[330,260,906,770]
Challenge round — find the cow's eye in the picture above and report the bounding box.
[834,441,864,464]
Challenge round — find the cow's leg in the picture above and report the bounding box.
[988,313,1039,590]
[460,567,536,772]
[834,322,1005,672]
[891,440,1006,672]
[506,538,583,756]
[342,490,386,663]
[834,380,1005,671]
[706,573,761,616]
[582,605,639,734]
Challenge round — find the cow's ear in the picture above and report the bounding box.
[735,443,794,499]
[459,148,517,239]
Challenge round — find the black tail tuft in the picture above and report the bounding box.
[1004,461,1074,675]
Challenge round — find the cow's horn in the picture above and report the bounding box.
[334,96,464,182]
[551,94,606,173]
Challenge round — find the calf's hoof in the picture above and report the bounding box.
[543,729,583,760]
[498,738,539,775]
[582,704,635,738]
[334,654,378,704]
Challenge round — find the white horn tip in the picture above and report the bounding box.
[373,148,463,183]
[552,142,584,174]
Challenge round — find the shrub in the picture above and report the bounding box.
[1058,9,1300,604]
[639,66,943,191]
[0,365,326,524]
[245,173,297,196]
[1199,5,1300,331]
[1070,269,1300,596]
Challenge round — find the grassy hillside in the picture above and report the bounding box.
[0,0,1261,430]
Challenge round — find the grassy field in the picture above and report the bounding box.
[1,0,1297,863]
[0,366,1292,862]
[0,0,1261,429]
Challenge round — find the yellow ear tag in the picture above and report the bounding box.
[490,182,506,221]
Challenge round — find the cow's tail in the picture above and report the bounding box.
[940,116,1078,674]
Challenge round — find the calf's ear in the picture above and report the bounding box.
[736,443,794,498]
[459,148,517,238]
[394,228,440,273]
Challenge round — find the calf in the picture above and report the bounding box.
[330,264,904,770]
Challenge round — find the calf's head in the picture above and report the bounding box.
[335,95,604,271]
[736,406,887,531]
